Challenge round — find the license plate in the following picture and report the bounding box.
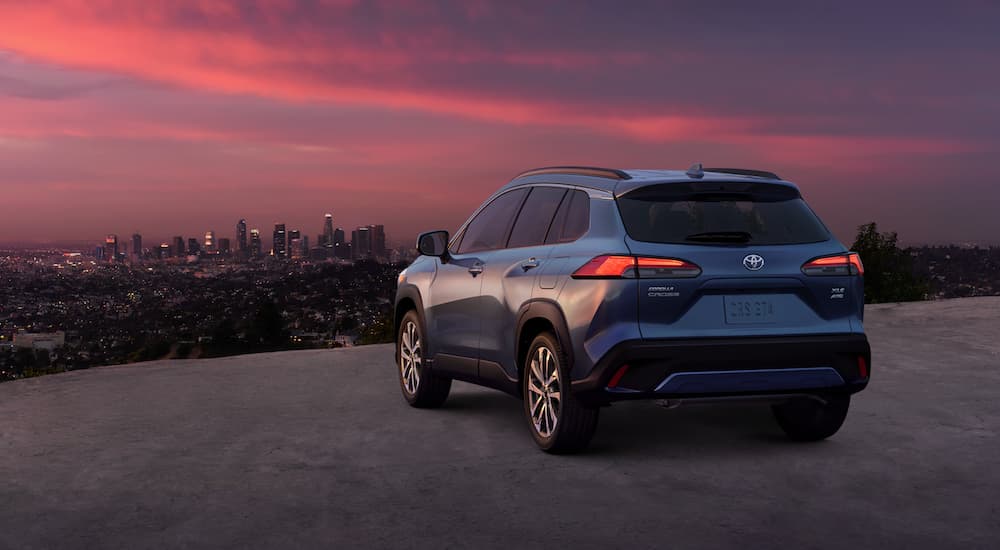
[725,296,777,324]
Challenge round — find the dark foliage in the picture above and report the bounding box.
[851,222,929,303]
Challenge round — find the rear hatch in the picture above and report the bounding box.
[616,180,864,339]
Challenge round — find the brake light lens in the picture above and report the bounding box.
[572,255,701,279]
[801,252,864,276]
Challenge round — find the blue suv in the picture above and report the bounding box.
[395,165,870,453]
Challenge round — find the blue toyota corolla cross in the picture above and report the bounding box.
[394,165,870,453]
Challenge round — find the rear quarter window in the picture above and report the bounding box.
[545,190,590,244]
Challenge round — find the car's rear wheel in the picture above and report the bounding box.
[772,394,850,441]
[397,310,450,408]
[523,332,598,453]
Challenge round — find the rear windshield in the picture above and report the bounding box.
[617,184,830,245]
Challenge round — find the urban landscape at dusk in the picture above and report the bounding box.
[2,2,999,548]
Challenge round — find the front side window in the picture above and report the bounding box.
[456,189,528,254]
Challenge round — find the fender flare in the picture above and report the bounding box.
[514,299,574,378]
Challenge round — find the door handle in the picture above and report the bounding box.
[521,258,540,271]
[468,262,484,276]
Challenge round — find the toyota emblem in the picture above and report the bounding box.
[743,254,765,271]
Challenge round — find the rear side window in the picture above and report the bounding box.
[456,189,528,253]
[545,190,590,244]
[617,184,830,245]
[508,187,567,248]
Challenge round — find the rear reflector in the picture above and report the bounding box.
[607,365,630,388]
[857,356,868,378]
[802,252,864,276]
[573,255,701,279]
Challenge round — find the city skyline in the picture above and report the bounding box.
[92,212,389,261]
[2,2,1000,245]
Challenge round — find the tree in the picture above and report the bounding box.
[851,222,929,303]
[246,300,287,347]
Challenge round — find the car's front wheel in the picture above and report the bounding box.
[523,332,599,453]
[772,394,850,441]
[397,310,451,408]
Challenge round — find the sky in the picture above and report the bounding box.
[1,0,999,248]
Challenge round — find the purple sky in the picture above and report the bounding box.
[1,1,999,247]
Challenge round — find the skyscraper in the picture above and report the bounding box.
[273,224,287,259]
[188,238,200,256]
[172,236,183,258]
[351,226,371,259]
[204,231,216,254]
[236,219,248,257]
[158,243,171,259]
[218,238,231,256]
[250,229,262,259]
[333,227,346,259]
[104,234,119,263]
[289,229,302,260]
[131,233,142,262]
[323,213,334,248]
[368,224,386,259]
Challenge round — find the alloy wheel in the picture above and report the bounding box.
[527,345,561,437]
[400,321,421,394]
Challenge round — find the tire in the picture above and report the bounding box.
[522,332,599,453]
[397,310,451,408]
[772,394,851,441]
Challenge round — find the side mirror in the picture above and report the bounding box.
[417,230,450,258]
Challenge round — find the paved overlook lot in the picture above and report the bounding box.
[2,298,999,549]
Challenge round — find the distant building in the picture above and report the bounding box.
[204,231,216,254]
[218,238,231,256]
[289,229,302,260]
[273,224,287,259]
[13,331,65,351]
[173,236,185,258]
[132,233,143,262]
[368,224,386,258]
[188,238,200,256]
[334,227,347,259]
[250,229,262,259]
[236,219,248,258]
[104,234,119,263]
[323,213,334,248]
[158,243,172,259]
[352,226,371,259]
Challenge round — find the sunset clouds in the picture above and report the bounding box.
[1,1,999,244]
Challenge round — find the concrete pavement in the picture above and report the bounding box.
[2,297,999,549]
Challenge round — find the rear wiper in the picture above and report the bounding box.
[684,231,752,243]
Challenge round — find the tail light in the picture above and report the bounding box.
[801,252,864,276]
[572,255,701,279]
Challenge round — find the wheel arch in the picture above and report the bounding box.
[515,300,574,385]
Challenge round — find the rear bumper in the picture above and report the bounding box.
[571,334,870,405]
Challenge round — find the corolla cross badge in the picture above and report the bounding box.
[743,254,765,271]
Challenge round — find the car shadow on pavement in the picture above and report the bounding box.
[586,401,810,456]
[437,385,819,456]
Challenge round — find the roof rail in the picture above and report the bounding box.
[514,166,631,180]
[703,167,781,180]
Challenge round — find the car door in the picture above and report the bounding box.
[478,186,568,382]
[426,188,528,376]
